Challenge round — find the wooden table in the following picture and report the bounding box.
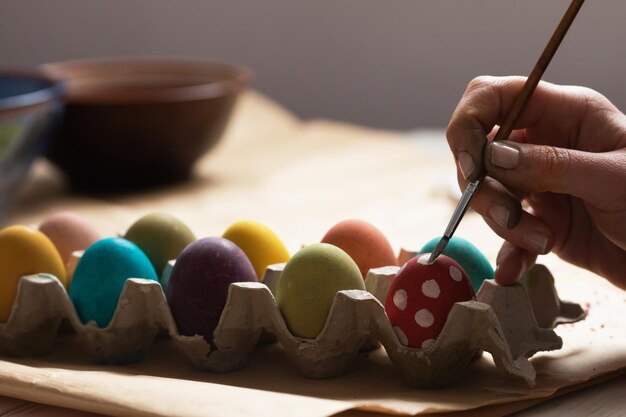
[3,91,625,417]
[1,376,624,416]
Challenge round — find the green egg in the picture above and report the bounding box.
[276,243,365,339]
[419,236,494,292]
[124,213,196,277]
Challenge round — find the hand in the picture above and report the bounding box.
[446,76,626,289]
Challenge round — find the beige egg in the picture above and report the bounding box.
[39,212,101,265]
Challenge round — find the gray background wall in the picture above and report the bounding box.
[1,0,624,129]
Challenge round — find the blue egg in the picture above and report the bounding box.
[419,236,494,292]
[70,237,158,327]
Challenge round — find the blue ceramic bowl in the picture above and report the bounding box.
[0,71,64,213]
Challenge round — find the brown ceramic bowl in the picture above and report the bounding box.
[41,57,251,189]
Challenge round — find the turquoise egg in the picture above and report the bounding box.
[69,237,158,327]
[419,236,494,292]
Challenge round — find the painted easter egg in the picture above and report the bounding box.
[385,254,475,349]
[276,243,365,339]
[166,237,257,343]
[124,212,196,277]
[38,211,101,265]
[321,219,397,279]
[159,260,175,295]
[419,236,494,292]
[0,225,67,322]
[69,237,158,327]
[222,220,290,280]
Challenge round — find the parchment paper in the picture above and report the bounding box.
[2,91,625,416]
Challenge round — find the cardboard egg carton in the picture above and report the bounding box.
[0,263,585,388]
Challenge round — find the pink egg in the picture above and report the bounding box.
[385,254,475,349]
[39,212,101,264]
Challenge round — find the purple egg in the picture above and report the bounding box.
[166,237,257,344]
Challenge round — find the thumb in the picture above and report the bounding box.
[483,141,626,207]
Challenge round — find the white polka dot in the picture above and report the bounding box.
[417,254,430,265]
[421,279,440,299]
[393,326,409,346]
[421,338,436,350]
[415,308,434,328]
[393,289,408,310]
[449,265,463,282]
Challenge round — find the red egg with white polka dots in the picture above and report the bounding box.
[384,253,475,349]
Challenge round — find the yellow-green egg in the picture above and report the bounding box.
[124,212,196,276]
[0,225,67,322]
[223,220,290,280]
[276,243,365,339]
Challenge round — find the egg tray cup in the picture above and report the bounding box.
[0,263,585,389]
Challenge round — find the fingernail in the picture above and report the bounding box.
[488,204,510,229]
[491,142,519,169]
[458,152,475,179]
[524,231,549,254]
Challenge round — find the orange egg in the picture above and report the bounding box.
[321,219,398,279]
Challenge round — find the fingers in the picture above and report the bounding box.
[494,241,537,285]
[447,78,496,181]
[465,176,523,230]
[447,76,545,181]
[483,204,554,255]
[455,166,554,254]
[484,141,626,210]
[446,76,591,183]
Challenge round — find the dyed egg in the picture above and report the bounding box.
[124,213,196,276]
[222,220,290,280]
[419,236,494,292]
[159,260,175,294]
[321,219,397,279]
[70,237,158,327]
[66,250,83,283]
[38,212,101,265]
[276,243,365,339]
[166,237,257,343]
[385,254,475,349]
[0,225,67,322]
